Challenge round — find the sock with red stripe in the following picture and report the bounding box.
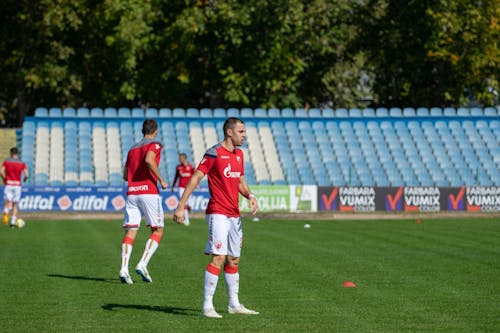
[203,264,220,310]
[121,237,134,273]
[138,233,162,267]
[224,265,241,308]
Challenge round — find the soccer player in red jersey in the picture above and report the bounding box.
[171,153,194,226]
[174,117,259,318]
[119,119,168,285]
[1,147,28,227]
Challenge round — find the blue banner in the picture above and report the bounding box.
[0,186,212,212]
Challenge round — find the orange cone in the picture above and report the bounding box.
[342,281,356,287]
[415,219,421,224]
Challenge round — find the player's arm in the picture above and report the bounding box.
[171,169,179,191]
[145,150,168,189]
[23,167,29,182]
[122,165,128,181]
[173,170,204,223]
[0,165,5,181]
[239,175,258,215]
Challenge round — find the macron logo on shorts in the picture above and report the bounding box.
[223,164,241,179]
[128,185,149,192]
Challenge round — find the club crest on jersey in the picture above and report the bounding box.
[223,163,241,178]
[236,156,241,163]
[155,144,161,150]
[216,241,223,250]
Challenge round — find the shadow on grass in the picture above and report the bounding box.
[48,274,120,284]
[102,303,199,316]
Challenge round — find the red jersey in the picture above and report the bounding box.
[2,158,27,186]
[197,143,244,217]
[125,139,162,195]
[175,163,194,188]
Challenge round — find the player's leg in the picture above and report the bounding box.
[3,187,13,225]
[9,187,22,226]
[202,214,230,318]
[135,194,164,283]
[179,187,190,226]
[226,217,258,315]
[120,195,141,284]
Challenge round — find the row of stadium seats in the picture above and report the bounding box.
[21,117,499,187]
[34,106,500,119]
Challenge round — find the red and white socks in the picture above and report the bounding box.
[203,264,241,310]
[138,233,162,267]
[203,264,220,310]
[120,237,134,273]
[224,265,241,308]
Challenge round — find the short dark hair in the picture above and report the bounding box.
[223,117,244,138]
[142,118,158,135]
[10,147,18,155]
[179,153,187,159]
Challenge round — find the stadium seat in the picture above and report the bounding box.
[132,108,144,117]
[227,108,240,117]
[403,108,416,117]
[376,108,389,117]
[200,108,212,117]
[240,108,253,117]
[416,107,429,116]
[173,108,186,117]
[281,108,294,117]
[49,108,62,117]
[349,108,362,117]
[35,107,49,117]
[470,107,483,116]
[104,108,117,118]
[117,107,130,117]
[63,108,76,117]
[76,108,90,117]
[158,108,172,117]
[213,108,226,117]
[295,108,308,117]
[443,107,456,116]
[254,108,267,117]
[186,108,199,118]
[457,107,469,116]
[389,108,402,117]
[268,108,281,117]
[90,108,104,117]
[336,108,348,117]
[322,108,335,117]
[145,108,158,117]
[484,107,497,117]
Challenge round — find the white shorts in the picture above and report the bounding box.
[4,186,22,203]
[123,194,164,230]
[205,214,243,257]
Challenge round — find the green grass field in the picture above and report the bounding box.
[1,217,499,332]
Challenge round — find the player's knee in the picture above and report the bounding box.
[226,256,240,266]
[210,255,226,268]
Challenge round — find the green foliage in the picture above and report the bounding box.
[0,0,498,124]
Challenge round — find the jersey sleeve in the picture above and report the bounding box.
[197,155,216,174]
[147,142,162,155]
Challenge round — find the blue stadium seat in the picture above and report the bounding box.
[389,108,402,117]
[213,108,226,117]
[104,108,117,117]
[268,108,280,117]
[281,108,294,117]
[49,108,62,117]
[35,107,49,117]
[457,107,469,116]
[254,108,267,117]
[184,108,198,118]
[90,108,104,117]
[159,108,172,117]
[430,107,443,116]
[199,108,212,117]
[376,108,389,117]
[296,108,308,117]
[76,108,90,117]
[132,108,144,117]
[403,108,416,117]
[173,108,186,117]
[349,108,362,117]
[240,108,253,117]
[227,108,240,117]
[145,108,158,117]
[117,107,130,117]
[63,108,76,117]
[470,107,483,116]
[361,108,374,117]
[443,107,456,116]
[322,108,335,117]
[416,107,429,116]
[336,108,348,117]
[484,107,497,116]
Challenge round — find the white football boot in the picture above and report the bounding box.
[202,308,223,318]
[228,304,259,315]
[119,271,133,285]
[135,263,152,283]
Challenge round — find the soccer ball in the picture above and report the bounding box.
[15,219,25,228]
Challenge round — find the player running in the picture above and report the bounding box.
[171,153,194,226]
[119,119,168,285]
[173,117,259,318]
[2,147,29,227]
